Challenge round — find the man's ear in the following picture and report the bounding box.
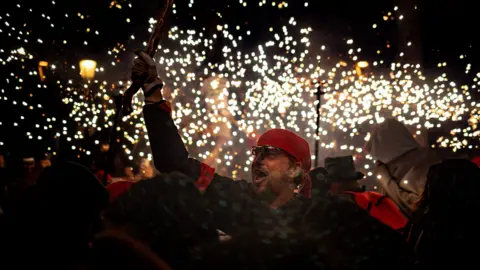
[286,162,303,180]
[288,162,302,177]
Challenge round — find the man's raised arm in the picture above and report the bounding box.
[144,101,214,182]
[129,50,215,188]
[130,51,255,234]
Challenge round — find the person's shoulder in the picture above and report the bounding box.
[106,181,135,197]
[110,173,203,203]
[208,174,252,198]
[305,193,411,247]
[104,172,212,220]
[211,174,250,187]
[107,180,134,188]
[408,148,444,172]
[137,172,202,190]
[304,194,383,228]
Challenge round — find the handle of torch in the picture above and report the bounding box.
[122,82,142,115]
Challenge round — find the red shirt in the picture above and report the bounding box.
[107,181,135,202]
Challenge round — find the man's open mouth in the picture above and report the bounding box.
[253,169,268,186]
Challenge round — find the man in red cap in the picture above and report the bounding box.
[110,50,418,269]
[128,51,312,207]
[251,128,312,205]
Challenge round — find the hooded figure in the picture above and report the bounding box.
[365,118,442,217]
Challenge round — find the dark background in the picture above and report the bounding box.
[5,0,479,66]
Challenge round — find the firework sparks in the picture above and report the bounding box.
[0,1,478,182]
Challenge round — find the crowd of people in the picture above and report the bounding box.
[0,50,480,270]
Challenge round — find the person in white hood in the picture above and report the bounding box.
[365,118,441,217]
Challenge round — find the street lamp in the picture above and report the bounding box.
[357,61,369,68]
[79,59,97,80]
[356,61,369,76]
[38,61,48,82]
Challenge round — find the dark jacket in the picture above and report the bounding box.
[406,159,480,269]
[134,102,419,269]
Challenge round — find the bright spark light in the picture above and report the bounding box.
[0,1,478,182]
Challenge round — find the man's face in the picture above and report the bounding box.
[251,146,299,197]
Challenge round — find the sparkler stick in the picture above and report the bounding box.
[122,0,174,115]
[103,0,173,184]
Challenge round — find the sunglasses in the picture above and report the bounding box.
[251,146,296,160]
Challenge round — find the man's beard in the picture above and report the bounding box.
[252,167,293,204]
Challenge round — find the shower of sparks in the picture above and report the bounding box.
[0,1,478,181]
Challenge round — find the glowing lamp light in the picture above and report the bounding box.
[356,61,369,76]
[38,61,49,81]
[79,59,97,80]
[357,61,369,68]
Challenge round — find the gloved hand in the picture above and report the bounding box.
[131,49,164,104]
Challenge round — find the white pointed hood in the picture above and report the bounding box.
[365,118,420,164]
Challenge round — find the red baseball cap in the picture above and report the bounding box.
[257,129,311,172]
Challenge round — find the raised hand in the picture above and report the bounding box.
[123,49,164,115]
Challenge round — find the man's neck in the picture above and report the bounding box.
[269,189,296,209]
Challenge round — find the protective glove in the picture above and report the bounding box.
[131,49,164,104]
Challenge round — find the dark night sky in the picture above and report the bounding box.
[9,0,479,67]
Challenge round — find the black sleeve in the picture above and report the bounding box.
[143,101,204,180]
